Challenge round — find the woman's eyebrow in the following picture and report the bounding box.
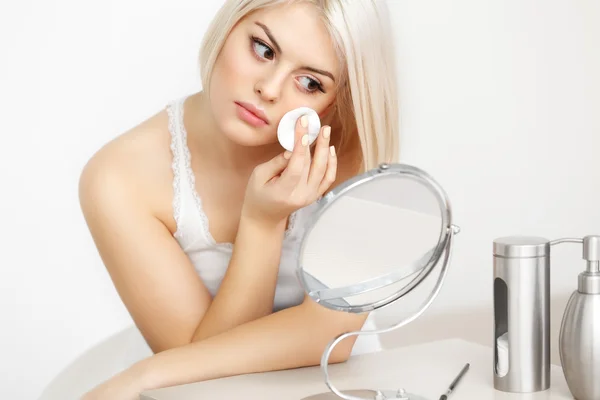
[303,66,335,82]
[254,21,336,83]
[255,22,282,53]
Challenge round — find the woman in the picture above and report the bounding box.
[79,0,399,398]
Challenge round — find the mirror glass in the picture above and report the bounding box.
[297,172,447,313]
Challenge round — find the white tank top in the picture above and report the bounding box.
[145,96,381,358]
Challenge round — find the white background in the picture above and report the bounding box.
[1,0,599,398]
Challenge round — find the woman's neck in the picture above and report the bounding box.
[186,91,282,175]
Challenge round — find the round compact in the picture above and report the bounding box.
[277,107,321,151]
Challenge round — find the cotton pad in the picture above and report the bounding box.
[496,332,509,376]
[277,107,321,151]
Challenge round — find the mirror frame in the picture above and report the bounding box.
[296,163,454,314]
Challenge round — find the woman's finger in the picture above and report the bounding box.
[307,125,331,191]
[253,151,290,183]
[280,115,310,187]
[316,145,337,197]
[298,129,313,184]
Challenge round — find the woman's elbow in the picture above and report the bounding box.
[303,300,367,364]
[327,337,357,364]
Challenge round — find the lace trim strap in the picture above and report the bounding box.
[167,100,185,239]
[176,98,234,249]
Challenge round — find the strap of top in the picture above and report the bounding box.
[166,97,191,241]
[166,96,234,249]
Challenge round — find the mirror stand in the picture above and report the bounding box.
[302,225,459,400]
[296,163,460,400]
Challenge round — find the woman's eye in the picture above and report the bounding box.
[252,38,274,60]
[298,76,324,94]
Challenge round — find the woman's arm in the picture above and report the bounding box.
[79,124,308,355]
[136,295,369,393]
[190,215,288,342]
[79,132,292,353]
[79,138,214,354]
[80,114,335,356]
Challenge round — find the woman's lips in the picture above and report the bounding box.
[235,102,269,127]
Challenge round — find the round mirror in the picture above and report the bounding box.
[296,163,459,400]
[298,163,452,313]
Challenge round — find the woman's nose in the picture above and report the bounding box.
[254,74,285,103]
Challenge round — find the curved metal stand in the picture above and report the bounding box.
[305,225,458,400]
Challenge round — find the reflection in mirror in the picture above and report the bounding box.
[299,174,444,311]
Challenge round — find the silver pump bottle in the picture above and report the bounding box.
[558,235,600,400]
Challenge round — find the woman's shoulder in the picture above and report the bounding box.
[78,105,177,231]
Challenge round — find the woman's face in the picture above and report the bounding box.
[208,2,341,148]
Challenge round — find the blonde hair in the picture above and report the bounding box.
[199,0,400,173]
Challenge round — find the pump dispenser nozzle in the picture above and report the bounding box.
[583,235,600,273]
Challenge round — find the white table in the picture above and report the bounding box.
[140,338,573,399]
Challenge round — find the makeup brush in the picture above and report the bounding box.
[439,363,470,400]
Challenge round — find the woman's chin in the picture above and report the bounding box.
[222,122,277,148]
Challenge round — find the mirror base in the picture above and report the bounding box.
[299,389,430,400]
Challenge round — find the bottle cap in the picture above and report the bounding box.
[493,236,550,258]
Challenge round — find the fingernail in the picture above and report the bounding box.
[283,151,292,159]
[323,126,331,139]
[302,134,309,146]
[300,115,308,128]
[329,145,336,156]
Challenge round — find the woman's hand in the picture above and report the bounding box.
[80,362,150,400]
[242,114,337,227]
